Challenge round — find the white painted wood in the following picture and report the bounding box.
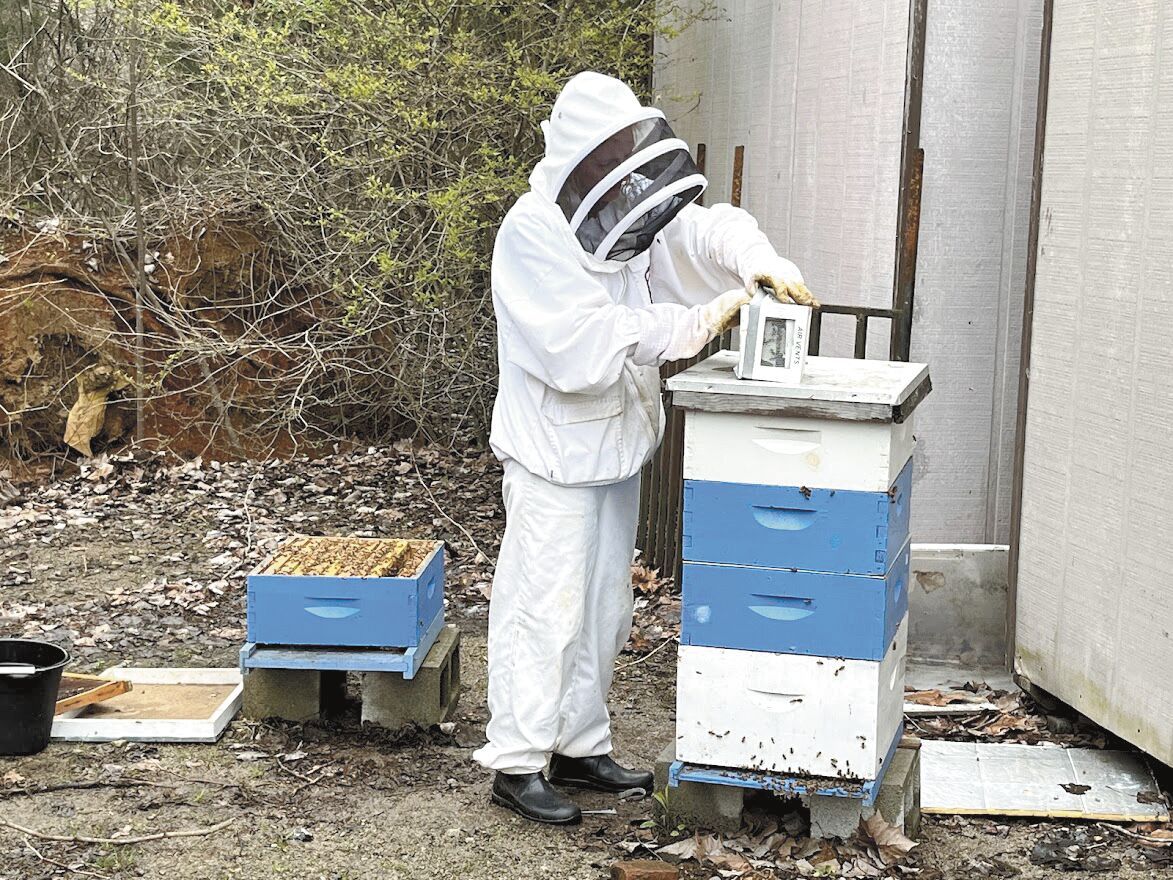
[667,350,929,407]
[736,297,812,383]
[1015,0,1173,768]
[51,667,243,743]
[683,410,914,490]
[676,617,907,780]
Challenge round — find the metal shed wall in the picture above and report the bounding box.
[1015,0,1173,767]
[655,0,1044,542]
[655,0,910,352]
[911,0,1043,542]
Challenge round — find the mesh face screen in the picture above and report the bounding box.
[555,117,704,261]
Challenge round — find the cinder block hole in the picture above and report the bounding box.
[439,660,451,709]
[743,790,809,826]
[449,645,461,696]
[320,670,355,719]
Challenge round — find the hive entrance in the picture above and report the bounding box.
[260,537,437,578]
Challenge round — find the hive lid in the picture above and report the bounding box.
[667,350,930,423]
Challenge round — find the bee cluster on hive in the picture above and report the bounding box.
[259,537,438,579]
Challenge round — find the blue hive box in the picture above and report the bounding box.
[246,537,444,650]
[682,459,912,576]
[680,541,910,661]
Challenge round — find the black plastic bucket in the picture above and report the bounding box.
[0,639,70,756]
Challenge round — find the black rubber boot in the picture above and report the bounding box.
[491,771,582,825]
[548,753,654,794]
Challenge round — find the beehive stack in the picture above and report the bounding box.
[666,351,929,785]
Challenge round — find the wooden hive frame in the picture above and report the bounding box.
[257,537,440,579]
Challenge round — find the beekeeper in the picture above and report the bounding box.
[473,71,817,825]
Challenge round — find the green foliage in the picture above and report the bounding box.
[645,786,690,836]
[2,0,706,443]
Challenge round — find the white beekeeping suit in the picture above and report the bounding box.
[474,71,814,825]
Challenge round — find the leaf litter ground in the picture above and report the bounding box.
[1,446,1169,879]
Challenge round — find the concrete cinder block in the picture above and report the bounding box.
[653,744,744,834]
[909,544,1008,666]
[242,668,322,722]
[361,624,461,729]
[809,743,922,840]
[809,793,870,840]
[875,745,921,838]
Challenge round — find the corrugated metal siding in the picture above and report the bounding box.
[910,0,1043,542]
[657,0,1045,543]
[1016,0,1173,767]
[656,0,909,361]
[648,0,914,571]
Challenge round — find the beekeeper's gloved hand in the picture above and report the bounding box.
[633,288,751,365]
[750,256,820,308]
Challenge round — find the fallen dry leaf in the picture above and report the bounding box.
[631,563,659,592]
[64,365,132,457]
[707,849,752,874]
[657,837,700,861]
[981,713,1038,736]
[858,813,918,866]
[905,688,985,707]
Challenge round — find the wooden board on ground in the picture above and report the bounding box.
[51,667,242,743]
[920,740,1170,822]
[55,673,132,715]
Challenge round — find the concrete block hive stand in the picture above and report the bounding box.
[663,351,931,837]
[240,536,460,727]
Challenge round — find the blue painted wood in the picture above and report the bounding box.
[239,610,445,678]
[668,725,903,801]
[246,545,444,649]
[681,459,912,575]
[681,543,909,660]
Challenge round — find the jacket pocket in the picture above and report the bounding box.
[541,390,623,425]
[540,388,626,483]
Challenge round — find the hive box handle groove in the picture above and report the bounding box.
[748,594,815,621]
[304,600,361,620]
[750,426,822,455]
[751,506,817,530]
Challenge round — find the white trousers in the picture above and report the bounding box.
[473,460,641,774]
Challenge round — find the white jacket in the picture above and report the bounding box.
[488,73,792,486]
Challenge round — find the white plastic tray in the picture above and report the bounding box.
[51,667,242,743]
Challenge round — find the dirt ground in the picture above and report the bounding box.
[1,448,1169,879]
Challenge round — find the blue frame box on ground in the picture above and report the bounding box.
[246,541,444,650]
[240,609,445,680]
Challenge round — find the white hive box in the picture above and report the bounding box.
[669,352,930,491]
[676,617,908,781]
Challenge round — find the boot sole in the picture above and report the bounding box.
[490,791,582,826]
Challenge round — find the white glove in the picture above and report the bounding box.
[749,256,820,307]
[634,289,751,365]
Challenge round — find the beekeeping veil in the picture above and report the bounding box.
[529,72,708,263]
